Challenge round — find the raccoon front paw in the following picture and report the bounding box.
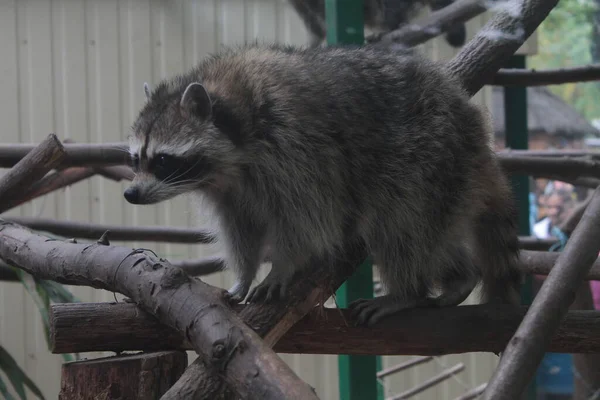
[226,281,250,304]
[246,273,291,303]
[349,295,418,327]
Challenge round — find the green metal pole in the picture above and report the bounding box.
[504,55,536,400]
[324,2,383,399]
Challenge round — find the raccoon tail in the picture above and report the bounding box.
[475,178,523,307]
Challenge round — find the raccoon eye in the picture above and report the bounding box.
[152,154,180,180]
[156,155,169,168]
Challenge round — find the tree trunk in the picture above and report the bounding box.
[59,351,188,400]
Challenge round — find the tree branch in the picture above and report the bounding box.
[161,243,368,399]
[0,133,67,207]
[0,255,223,282]
[484,186,600,399]
[0,166,133,214]
[446,0,561,96]
[492,64,600,86]
[0,221,318,400]
[0,217,215,244]
[499,149,600,158]
[374,0,487,48]
[498,155,600,180]
[0,142,127,168]
[49,303,600,356]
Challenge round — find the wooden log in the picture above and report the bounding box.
[0,221,318,400]
[49,303,600,356]
[58,351,188,400]
[0,133,66,208]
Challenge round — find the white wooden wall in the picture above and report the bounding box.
[0,1,499,398]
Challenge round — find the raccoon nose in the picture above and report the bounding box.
[123,187,140,204]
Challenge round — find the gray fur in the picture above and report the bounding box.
[288,0,467,48]
[124,44,522,325]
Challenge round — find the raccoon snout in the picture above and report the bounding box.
[123,187,140,204]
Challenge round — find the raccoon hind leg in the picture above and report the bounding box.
[349,236,431,326]
[350,241,478,326]
[426,245,479,308]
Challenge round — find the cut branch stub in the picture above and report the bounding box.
[0,133,67,208]
[0,221,317,400]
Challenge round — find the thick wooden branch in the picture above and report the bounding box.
[0,133,67,207]
[162,243,368,399]
[484,186,600,399]
[0,142,127,168]
[499,149,600,158]
[49,303,600,356]
[498,155,600,181]
[0,217,215,244]
[48,249,600,355]
[0,255,223,282]
[492,64,600,86]
[375,0,486,47]
[446,0,561,96]
[0,221,317,400]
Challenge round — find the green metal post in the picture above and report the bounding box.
[324,2,383,399]
[504,55,536,400]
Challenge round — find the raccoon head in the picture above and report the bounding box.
[124,81,241,205]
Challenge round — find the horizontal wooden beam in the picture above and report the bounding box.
[1,217,214,244]
[50,302,600,356]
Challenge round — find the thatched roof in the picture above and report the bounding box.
[491,86,600,138]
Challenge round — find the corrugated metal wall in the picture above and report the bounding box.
[0,1,497,398]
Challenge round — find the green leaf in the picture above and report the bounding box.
[35,280,80,304]
[0,374,17,400]
[0,346,45,400]
[12,267,80,364]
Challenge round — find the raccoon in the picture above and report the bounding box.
[288,0,467,48]
[124,44,522,326]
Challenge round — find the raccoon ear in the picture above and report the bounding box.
[143,82,151,102]
[180,82,212,120]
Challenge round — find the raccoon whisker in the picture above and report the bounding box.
[163,159,204,185]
